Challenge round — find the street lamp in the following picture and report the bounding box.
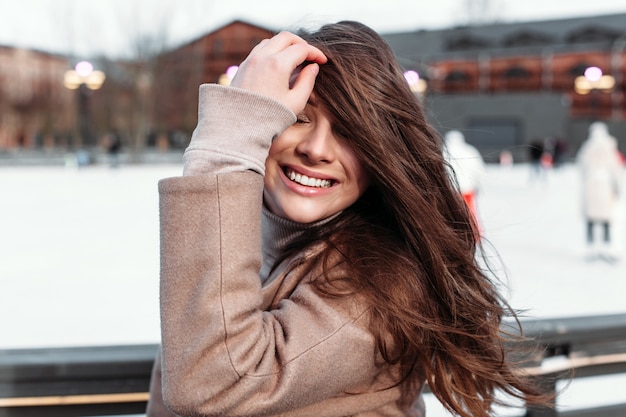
[574,66,615,94]
[404,70,428,94]
[64,61,106,90]
[574,66,615,119]
[63,61,106,151]
[218,65,239,86]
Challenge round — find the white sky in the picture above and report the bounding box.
[1,0,626,58]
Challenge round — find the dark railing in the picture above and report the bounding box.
[517,313,626,417]
[1,314,625,417]
[0,344,156,416]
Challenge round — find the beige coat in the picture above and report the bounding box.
[146,85,426,416]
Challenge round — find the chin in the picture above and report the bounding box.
[266,191,344,224]
[282,210,328,224]
[278,201,338,224]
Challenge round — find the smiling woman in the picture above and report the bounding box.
[146,21,552,417]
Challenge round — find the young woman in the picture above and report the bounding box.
[147,21,548,417]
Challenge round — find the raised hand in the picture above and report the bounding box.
[230,31,327,115]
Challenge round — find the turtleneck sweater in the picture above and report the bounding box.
[260,207,340,283]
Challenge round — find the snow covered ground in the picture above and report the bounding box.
[1,161,625,414]
[478,163,625,320]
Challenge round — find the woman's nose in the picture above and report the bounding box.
[295,122,336,163]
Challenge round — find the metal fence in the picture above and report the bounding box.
[516,313,626,417]
[0,344,155,417]
[1,313,625,417]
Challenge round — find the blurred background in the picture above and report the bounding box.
[0,0,626,164]
[1,1,626,416]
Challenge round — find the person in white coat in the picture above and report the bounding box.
[444,130,486,237]
[576,122,623,261]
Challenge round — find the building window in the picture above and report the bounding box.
[501,66,533,91]
[503,66,530,78]
[213,39,224,59]
[502,30,553,47]
[565,26,620,44]
[443,70,474,93]
[445,34,491,51]
[569,62,592,77]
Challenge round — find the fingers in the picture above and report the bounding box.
[229,31,326,114]
[289,63,320,109]
[255,31,327,65]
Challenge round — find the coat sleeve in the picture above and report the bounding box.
[147,84,295,416]
[145,348,176,417]
[182,84,296,176]
[157,173,399,417]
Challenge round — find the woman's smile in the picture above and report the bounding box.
[282,166,335,189]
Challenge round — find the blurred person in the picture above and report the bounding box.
[576,122,623,261]
[103,131,122,168]
[146,21,551,417]
[444,129,486,236]
[528,139,549,182]
[549,136,568,168]
[499,149,514,168]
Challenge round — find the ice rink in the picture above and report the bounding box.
[1,161,625,414]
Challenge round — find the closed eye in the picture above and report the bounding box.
[295,114,311,124]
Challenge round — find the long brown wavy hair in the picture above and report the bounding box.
[275,21,549,417]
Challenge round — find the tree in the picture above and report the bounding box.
[463,0,504,26]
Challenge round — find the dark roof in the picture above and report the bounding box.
[170,19,275,50]
[382,12,626,67]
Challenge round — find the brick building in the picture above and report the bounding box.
[151,20,274,142]
[0,47,73,149]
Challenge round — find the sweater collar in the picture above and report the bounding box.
[260,207,340,281]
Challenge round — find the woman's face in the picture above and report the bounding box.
[264,97,370,223]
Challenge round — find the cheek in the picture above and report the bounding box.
[267,130,292,161]
[267,137,280,158]
[343,152,371,193]
[264,137,289,198]
[265,138,283,171]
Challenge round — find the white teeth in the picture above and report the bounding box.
[286,169,331,188]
